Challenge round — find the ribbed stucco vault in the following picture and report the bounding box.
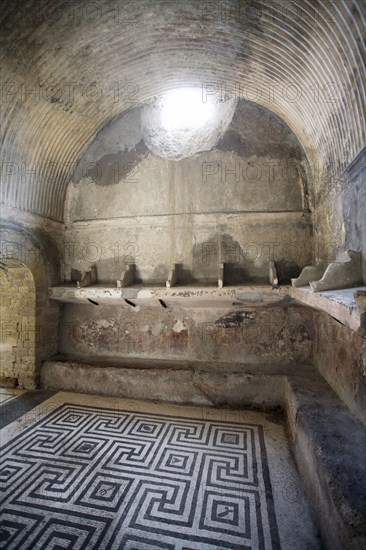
[0,0,365,221]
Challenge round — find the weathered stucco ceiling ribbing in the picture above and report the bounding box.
[0,0,365,221]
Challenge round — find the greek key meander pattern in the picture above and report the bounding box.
[0,405,280,549]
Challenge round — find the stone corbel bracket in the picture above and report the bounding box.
[269,261,278,287]
[117,263,135,288]
[76,265,97,288]
[291,262,328,288]
[292,250,363,292]
[218,262,224,288]
[310,250,363,292]
[166,264,178,288]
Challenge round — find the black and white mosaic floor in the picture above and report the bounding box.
[0,391,321,549]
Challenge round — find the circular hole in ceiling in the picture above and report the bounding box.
[141,87,237,160]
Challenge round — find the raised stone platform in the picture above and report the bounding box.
[42,355,293,409]
[285,375,366,550]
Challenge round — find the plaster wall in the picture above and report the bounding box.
[59,302,314,367]
[314,311,366,427]
[313,147,366,278]
[65,101,313,285]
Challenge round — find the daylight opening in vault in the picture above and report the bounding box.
[141,86,237,160]
[160,87,214,130]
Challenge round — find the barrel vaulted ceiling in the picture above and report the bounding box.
[0,0,365,221]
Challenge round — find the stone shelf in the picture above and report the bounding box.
[290,285,366,336]
[49,284,366,330]
[48,284,290,308]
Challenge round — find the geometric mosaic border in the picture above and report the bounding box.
[0,404,281,549]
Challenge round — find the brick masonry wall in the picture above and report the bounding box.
[0,224,62,388]
[0,263,36,387]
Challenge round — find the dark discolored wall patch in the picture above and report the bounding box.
[216,101,304,159]
[70,268,82,282]
[215,310,256,328]
[216,129,247,157]
[216,128,302,159]
[84,139,149,186]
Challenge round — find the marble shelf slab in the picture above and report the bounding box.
[291,285,366,336]
[48,284,290,308]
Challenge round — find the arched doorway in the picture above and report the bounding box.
[0,259,36,388]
